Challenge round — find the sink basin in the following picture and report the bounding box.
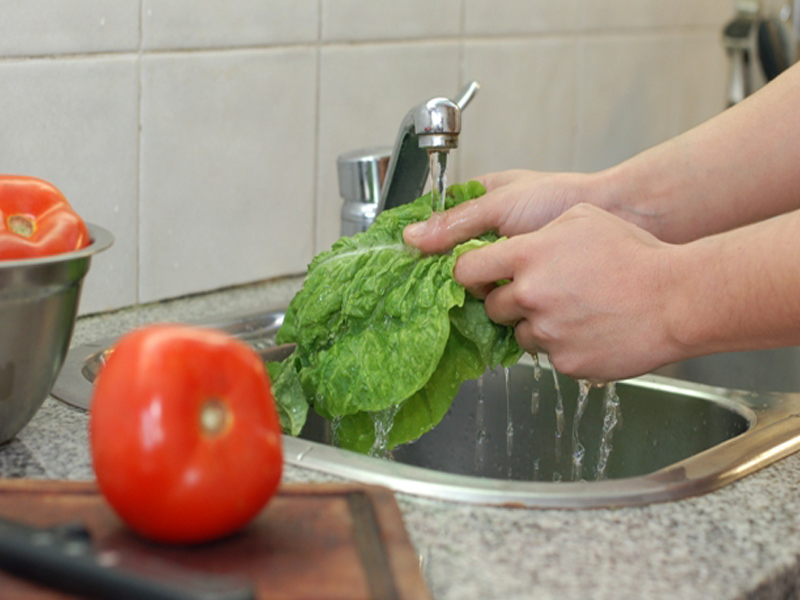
[655,347,800,393]
[53,309,800,509]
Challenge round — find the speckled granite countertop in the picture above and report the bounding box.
[3,275,800,600]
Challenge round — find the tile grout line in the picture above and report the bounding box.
[135,0,144,306]
[0,24,727,64]
[457,0,467,183]
[312,0,323,256]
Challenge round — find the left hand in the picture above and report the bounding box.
[454,203,683,383]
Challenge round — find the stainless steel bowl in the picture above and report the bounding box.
[0,223,112,444]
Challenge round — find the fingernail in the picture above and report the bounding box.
[405,221,427,241]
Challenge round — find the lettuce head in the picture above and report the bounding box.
[268,181,523,453]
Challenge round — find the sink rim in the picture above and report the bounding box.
[52,308,800,509]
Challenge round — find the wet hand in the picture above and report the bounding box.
[454,204,682,383]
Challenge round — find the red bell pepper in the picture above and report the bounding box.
[0,175,89,260]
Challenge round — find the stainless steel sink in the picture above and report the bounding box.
[53,309,800,509]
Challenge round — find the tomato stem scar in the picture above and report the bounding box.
[7,214,35,238]
[200,398,231,437]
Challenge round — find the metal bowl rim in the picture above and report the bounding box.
[0,222,113,269]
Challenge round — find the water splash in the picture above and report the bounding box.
[330,416,341,447]
[369,405,400,458]
[595,383,621,481]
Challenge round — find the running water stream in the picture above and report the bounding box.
[530,354,542,480]
[595,383,620,481]
[491,356,622,483]
[549,365,622,482]
[429,150,448,212]
[505,367,513,478]
[551,359,566,482]
[474,376,487,473]
[570,380,592,481]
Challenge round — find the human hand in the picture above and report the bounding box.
[404,170,599,252]
[453,203,681,383]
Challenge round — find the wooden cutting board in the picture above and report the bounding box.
[0,479,431,600]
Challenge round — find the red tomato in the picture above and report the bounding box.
[89,324,283,544]
[0,175,90,259]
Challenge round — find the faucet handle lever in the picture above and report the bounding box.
[454,81,480,111]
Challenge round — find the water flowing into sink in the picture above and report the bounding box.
[571,380,592,481]
[595,383,620,481]
[359,353,625,485]
[471,362,622,484]
[552,364,566,481]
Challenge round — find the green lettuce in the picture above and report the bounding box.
[269,181,523,453]
[265,358,308,437]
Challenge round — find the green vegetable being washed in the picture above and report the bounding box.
[267,181,523,453]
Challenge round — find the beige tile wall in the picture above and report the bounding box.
[0,0,733,313]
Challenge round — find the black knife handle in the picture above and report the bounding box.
[0,517,255,600]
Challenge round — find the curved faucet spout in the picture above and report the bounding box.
[413,97,461,150]
[378,81,480,213]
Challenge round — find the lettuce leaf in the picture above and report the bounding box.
[269,181,523,452]
[265,358,308,437]
[334,327,488,453]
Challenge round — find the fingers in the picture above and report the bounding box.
[454,233,545,358]
[514,320,540,356]
[483,280,524,326]
[452,238,517,295]
[403,169,534,253]
[403,197,503,253]
[474,170,530,192]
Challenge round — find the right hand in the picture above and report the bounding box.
[402,169,684,382]
[450,203,681,383]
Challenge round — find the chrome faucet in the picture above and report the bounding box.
[379,81,480,214]
[337,81,480,236]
